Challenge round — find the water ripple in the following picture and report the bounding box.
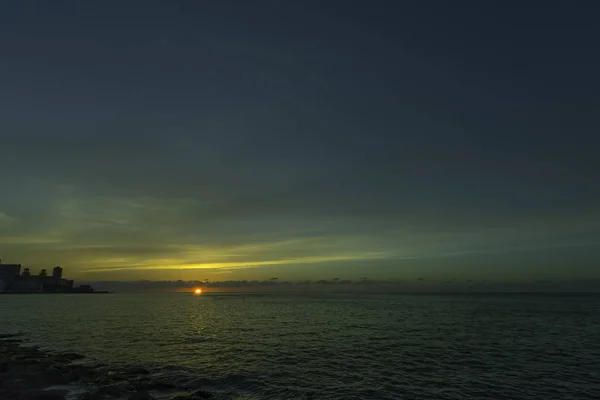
[1,293,599,399]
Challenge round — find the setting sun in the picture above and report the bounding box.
[194,288,202,294]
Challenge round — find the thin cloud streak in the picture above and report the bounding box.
[80,238,600,275]
[82,252,392,273]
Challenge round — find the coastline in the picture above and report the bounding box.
[0,334,212,400]
[0,292,111,295]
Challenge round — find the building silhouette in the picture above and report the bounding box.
[0,262,93,293]
[0,263,21,292]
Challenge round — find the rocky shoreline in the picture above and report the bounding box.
[0,334,213,400]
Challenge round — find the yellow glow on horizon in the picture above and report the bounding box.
[84,252,390,273]
[194,288,202,294]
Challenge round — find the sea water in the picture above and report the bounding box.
[1,293,599,399]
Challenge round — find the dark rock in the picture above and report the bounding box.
[127,367,150,375]
[0,334,20,338]
[98,386,123,397]
[41,369,69,385]
[98,381,135,396]
[128,391,155,400]
[0,388,21,400]
[170,394,191,400]
[133,380,176,391]
[23,389,66,400]
[78,392,105,400]
[92,376,118,387]
[191,390,213,399]
[154,381,177,389]
[170,392,213,400]
[0,341,169,400]
[60,353,85,361]
[64,366,92,381]
[131,381,152,392]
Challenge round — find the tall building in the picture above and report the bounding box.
[1,264,96,293]
[0,263,21,280]
[53,266,63,280]
[0,263,21,292]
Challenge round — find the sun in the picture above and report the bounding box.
[194,288,202,295]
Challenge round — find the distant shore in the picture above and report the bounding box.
[0,334,212,400]
[0,291,111,295]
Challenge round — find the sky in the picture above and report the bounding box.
[1,1,599,288]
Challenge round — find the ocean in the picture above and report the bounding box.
[1,293,599,399]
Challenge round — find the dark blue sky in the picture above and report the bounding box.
[1,1,599,285]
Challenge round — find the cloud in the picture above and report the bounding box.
[1,184,600,282]
[84,278,600,294]
[0,212,16,226]
[82,252,391,273]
